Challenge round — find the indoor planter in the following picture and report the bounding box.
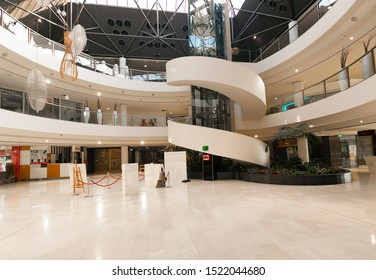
[361,34,375,79]
[338,47,351,91]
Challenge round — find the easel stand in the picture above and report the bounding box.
[73,161,85,195]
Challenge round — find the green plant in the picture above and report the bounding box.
[271,123,321,157]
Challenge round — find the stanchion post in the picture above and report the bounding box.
[107,172,111,189]
[85,176,93,198]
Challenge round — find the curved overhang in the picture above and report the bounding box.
[166,56,266,120]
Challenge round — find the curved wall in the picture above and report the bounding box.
[167,56,266,120]
[168,120,270,167]
[0,109,168,145]
[236,75,376,130]
[244,0,357,75]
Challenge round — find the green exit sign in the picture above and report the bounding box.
[202,145,209,151]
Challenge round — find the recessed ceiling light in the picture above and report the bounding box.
[37,18,42,23]
[144,64,147,68]
[295,68,299,73]
[140,140,145,145]
[97,92,101,96]
[360,120,364,123]
[349,36,354,40]
[255,135,258,138]
[274,97,278,100]
[45,139,49,143]
[45,79,51,84]
[253,35,256,39]
[309,125,314,128]
[98,141,102,144]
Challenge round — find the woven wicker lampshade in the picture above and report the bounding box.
[60,31,78,82]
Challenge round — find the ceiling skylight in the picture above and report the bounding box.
[82,0,246,16]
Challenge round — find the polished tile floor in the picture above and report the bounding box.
[0,168,375,260]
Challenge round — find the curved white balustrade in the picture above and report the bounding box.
[166,56,266,120]
[0,109,168,145]
[168,120,270,167]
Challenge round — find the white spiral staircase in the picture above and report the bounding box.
[166,56,270,167]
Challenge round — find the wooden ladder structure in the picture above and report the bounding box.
[73,161,85,194]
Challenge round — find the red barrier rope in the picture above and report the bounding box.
[109,173,121,180]
[90,175,122,187]
[76,173,122,187]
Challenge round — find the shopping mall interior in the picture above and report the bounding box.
[0,0,376,260]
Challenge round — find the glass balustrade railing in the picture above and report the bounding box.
[233,0,337,63]
[267,45,376,114]
[0,87,168,127]
[0,8,166,82]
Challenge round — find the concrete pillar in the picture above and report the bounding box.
[121,146,129,164]
[297,136,310,163]
[224,1,232,61]
[119,56,126,76]
[288,20,299,43]
[119,104,128,126]
[293,81,304,107]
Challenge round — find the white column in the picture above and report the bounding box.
[297,136,310,163]
[113,64,119,76]
[223,1,232,61]
[121,146,129,164]
[288,20,299,43]
[119,56,126,76]
[293,81,304,107]
[119,104,128,126]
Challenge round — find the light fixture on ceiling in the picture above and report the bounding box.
[140,140,145,145]
[360,120,364,123]
[97,92,101,96]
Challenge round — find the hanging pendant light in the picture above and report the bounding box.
[60,31,78,82]
[69,24,87,56]
[26,69,48,113]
